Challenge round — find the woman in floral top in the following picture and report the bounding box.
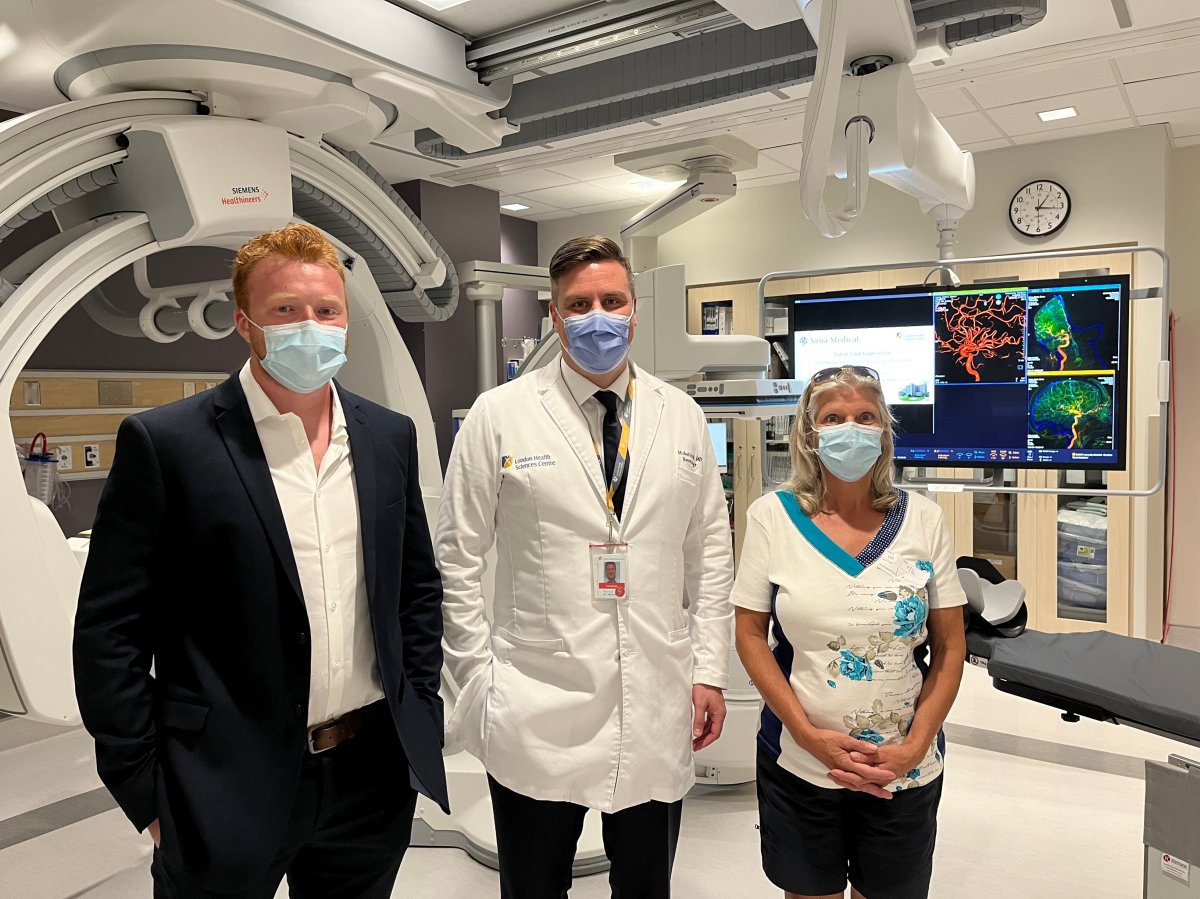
[733,366,966,899]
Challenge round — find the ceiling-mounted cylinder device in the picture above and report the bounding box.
[828,64,975,215]
[796,0,975,238]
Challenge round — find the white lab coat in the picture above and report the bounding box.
[436,361,734,812]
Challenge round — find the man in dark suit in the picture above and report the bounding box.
[73,222,448,898]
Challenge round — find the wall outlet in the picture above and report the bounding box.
[83,444,101,469]
[205,381,219,391]
[183,381,196,398]
[53,446,73,471]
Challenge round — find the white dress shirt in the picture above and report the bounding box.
[239,362,383,726]
[559,360,632,483]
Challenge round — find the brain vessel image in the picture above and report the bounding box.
[1029,378,1112,449]
[1032,295,1106,371]
[934,294,1026,383]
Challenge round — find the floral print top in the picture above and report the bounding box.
[732,489,966,791]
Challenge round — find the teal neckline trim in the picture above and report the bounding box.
[775,490,865,577]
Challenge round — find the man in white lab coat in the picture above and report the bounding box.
[437,235,735,898]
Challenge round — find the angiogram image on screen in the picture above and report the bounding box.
[1028,288,1121,372]
[1027,376,1114,451]
[934,292,1027,384]
[786,274,1129,469]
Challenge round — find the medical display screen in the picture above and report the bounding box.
[707,421,729,472]
[788,275,1130,470]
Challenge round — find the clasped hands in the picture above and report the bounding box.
[800,728,926,800]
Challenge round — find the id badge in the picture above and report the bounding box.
[590,543,630,601]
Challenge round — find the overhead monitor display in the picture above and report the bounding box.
[788,275,1130,470]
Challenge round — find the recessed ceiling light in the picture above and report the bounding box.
[1038,106,1078,123]
[500,203,530,212]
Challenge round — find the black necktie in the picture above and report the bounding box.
[594,389,628,519]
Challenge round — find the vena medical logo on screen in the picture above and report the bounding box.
[795,326,936,406]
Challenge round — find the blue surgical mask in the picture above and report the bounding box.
[561,309,631,375]
[817,421,883,482]
[249,319,347,393]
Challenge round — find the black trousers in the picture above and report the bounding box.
[152,707,417,899]
[488,775,683,899]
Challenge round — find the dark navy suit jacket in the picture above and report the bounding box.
[73,375,448,891]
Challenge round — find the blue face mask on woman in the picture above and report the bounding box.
[561,309,632,375]
[249,319,347,393]
[817,421,883,482]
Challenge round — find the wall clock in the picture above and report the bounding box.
[1009,180,1070,237]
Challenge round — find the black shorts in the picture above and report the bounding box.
[756,749,943,899]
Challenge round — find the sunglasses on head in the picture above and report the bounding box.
[808,365,880,384]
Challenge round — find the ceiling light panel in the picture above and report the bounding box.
[1038,106,1078,122]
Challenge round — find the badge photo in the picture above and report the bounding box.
[590,543,629,601]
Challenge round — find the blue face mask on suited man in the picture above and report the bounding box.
[817,421,883,482]
[249,319,348,393]
[562,309,632,375]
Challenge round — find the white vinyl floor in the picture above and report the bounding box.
[0,664,1189,898]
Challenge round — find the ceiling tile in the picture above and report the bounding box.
[920,87,978,117]
[1170,118,1200,139]
[1125,71,1200,116]
[939,111,1004,144]
[741,153,793,180]
[961,137,1015,153]
[1009,118,1132,146]
[526,209,580,222]
[572,199,644,215]
[761,143,803,170]
[587,174,672,199]
[1116,41,1200,83]
[521,182,630,208]
[965,59,1117,110]
[735,115,806,150]
[738,172,799,190]
[987,86,1130,136]
[476,168,576,194]
[544,157,629,181]
[1175,135,1200,148]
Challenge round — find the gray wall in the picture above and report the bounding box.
[395,180,501,471]
[500,213,543,350]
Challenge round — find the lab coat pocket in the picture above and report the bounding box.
[495,626,565,652]
[667,626,691,644]
[673,465,703,487]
